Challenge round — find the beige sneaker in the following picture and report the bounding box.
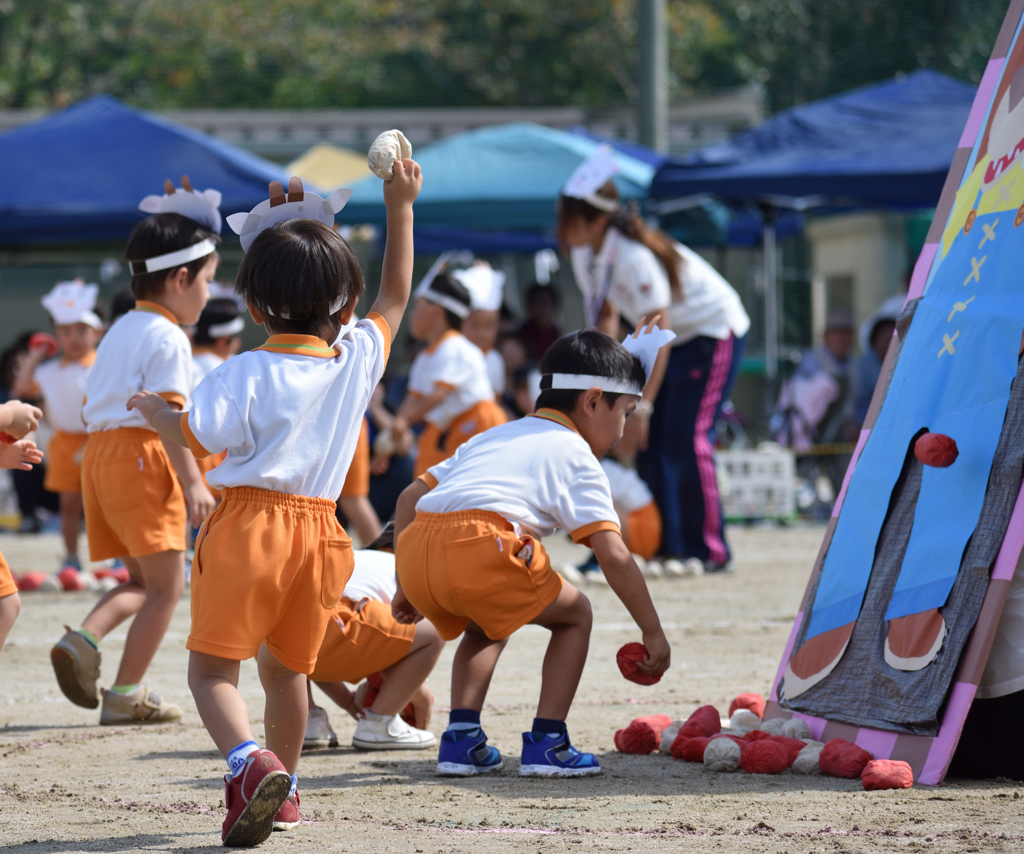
[302,706,338,750]
[100,684,182,725]
[50,626,101,709]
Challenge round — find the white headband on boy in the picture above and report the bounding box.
[541,324,677,396]
[563,145,621,213]
[139,175,223,234]
[422,288,471,319]
[129,238,218,275]
[41,281,103,330]
[226,177,353,254]
[207,317,245,338]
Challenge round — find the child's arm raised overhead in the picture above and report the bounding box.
[370,159,423,336]
[590,529,671,678]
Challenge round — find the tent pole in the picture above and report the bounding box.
[762,205,779,414]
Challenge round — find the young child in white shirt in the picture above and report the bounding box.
[393,321,673,778]
[456,264,506,397]
[12,281,104,573]
[129,165,421,847]
[391,271,506,478]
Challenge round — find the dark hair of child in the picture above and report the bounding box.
[125,213,221,302]
[108,289,137,324]
[557,180,682,298]
[194,298,241,346]
[364,521,395,553]
[427,271,472,330]
[534,328,646,416]
[235,219,365,341]
[527,282,560,309]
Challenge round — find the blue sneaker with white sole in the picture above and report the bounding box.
[519,731,602,777]
[436,727,504,776]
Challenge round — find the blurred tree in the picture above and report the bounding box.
[0,0,1009,111]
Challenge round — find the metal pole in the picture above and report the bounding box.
[637,0,668,152]
[762,207,779,413]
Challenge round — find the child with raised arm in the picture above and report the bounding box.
[50,179,220,726]
[0,400,45,655]
[129,165,421,847]
[393,321,673,778]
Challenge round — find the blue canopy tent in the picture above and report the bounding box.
[648,70,976,384]
[0,95,287,246]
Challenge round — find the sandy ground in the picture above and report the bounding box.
[0,524,1020,853]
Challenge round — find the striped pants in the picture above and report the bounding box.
[638,334,743,565]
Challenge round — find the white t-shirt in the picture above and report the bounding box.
[601,458,654,514]
[34,353,94,434]
[344,549,397,604]
[407,330,495,429]
[417,409,620,543]
[191,351,225,389]
[184,315,390,499]
[84,303,193,433]
[484,348,506,397]
[578,229,750,345]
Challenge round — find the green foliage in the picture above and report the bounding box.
[0,0,1010,111]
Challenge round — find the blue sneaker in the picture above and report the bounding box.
[519,731,602,777]
[436,727,503,776]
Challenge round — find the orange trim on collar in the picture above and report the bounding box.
[133,301,180,325]
[255,335,338,358]
[529,408,581,435]
[61,350,97,367]
[424,328,460,355]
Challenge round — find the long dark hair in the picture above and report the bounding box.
[558,180,683,299]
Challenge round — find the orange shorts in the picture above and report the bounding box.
[414,399,507,478]
[340,418,371,499]
[43,430,87,494]
[624,502,662,561]
[188,486,354,674]
[309,597,415,683]
[82,428,187,561]
[0,549,16,598]
[396,510,563,641]
[197,451,228,501]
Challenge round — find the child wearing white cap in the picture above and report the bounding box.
[456,263,507,397]
[11,280,104,573]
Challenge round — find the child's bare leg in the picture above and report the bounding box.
[0,592,21,655]
[59,493,83,560]
[188,651,252,758]
[80,556,146,640]
[371,620,444,716]
[450,624,508,711]
[312,680,360,720]
[111,550,185,686]
[529,583,593,720]
[257,644,307,773]
[338,496,382,546]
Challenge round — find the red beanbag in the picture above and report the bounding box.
[861,759,913,790]
[16,571,46,591]
[743,729,771,742]
[676,704,721,740]
[616,642,661,685]
[711,733,746,747]
[728,693,766,719]
[614,714,673,754]
[769,735,806,766]
[678,736,710,762]
[361,671,416,726]
[914,433,958,468]
[819,738,873,778]
[29,332,59,358]
[58,568,84,591]
[110,567,131,584]
[740,739,790,774]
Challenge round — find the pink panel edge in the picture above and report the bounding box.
[906,242,939,302]
[854,727,899,760]
[792,712,827,741]
[769,609,804,702]
[957,58,1005,148]
[992,484,1024,580]
[919,682,977,785]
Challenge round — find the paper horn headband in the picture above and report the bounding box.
[41,280,103,330]
[226,177,353,253]
[544,323,676,397]
[451,264,506,312]
[562,145,621,213]
[139,175,223,234]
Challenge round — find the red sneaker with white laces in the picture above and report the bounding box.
[221,749,291,847]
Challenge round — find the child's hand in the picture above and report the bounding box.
[2,401,42,439]
[126,390,170,423]
[638,630,671,678]
[0,439,43,471]
[382,158,422,208]
[409,683,435,730]
[183,481,216,529]
[392,586,423,625]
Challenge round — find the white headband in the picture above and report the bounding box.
[207,317,244,338]
[580,193,620,213]
[548,373,642,396]
[563,144,620,213]
[422,288,471,319]
[129,238,217,275]
[138,176,223,234]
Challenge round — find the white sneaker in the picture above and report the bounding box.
[352,712,437,750]
[683,557,706,577]
[303,706,338,750]
[555,563,586,586]
[663,558,686,578]
[641,558,663,579]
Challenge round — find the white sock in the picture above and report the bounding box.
[362,710,388,723]
[447,722,479,732]
[289,774,297,799]
[227,740,259,778]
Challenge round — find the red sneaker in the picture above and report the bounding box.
[273,791,300,831]
[221,749,291,847]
